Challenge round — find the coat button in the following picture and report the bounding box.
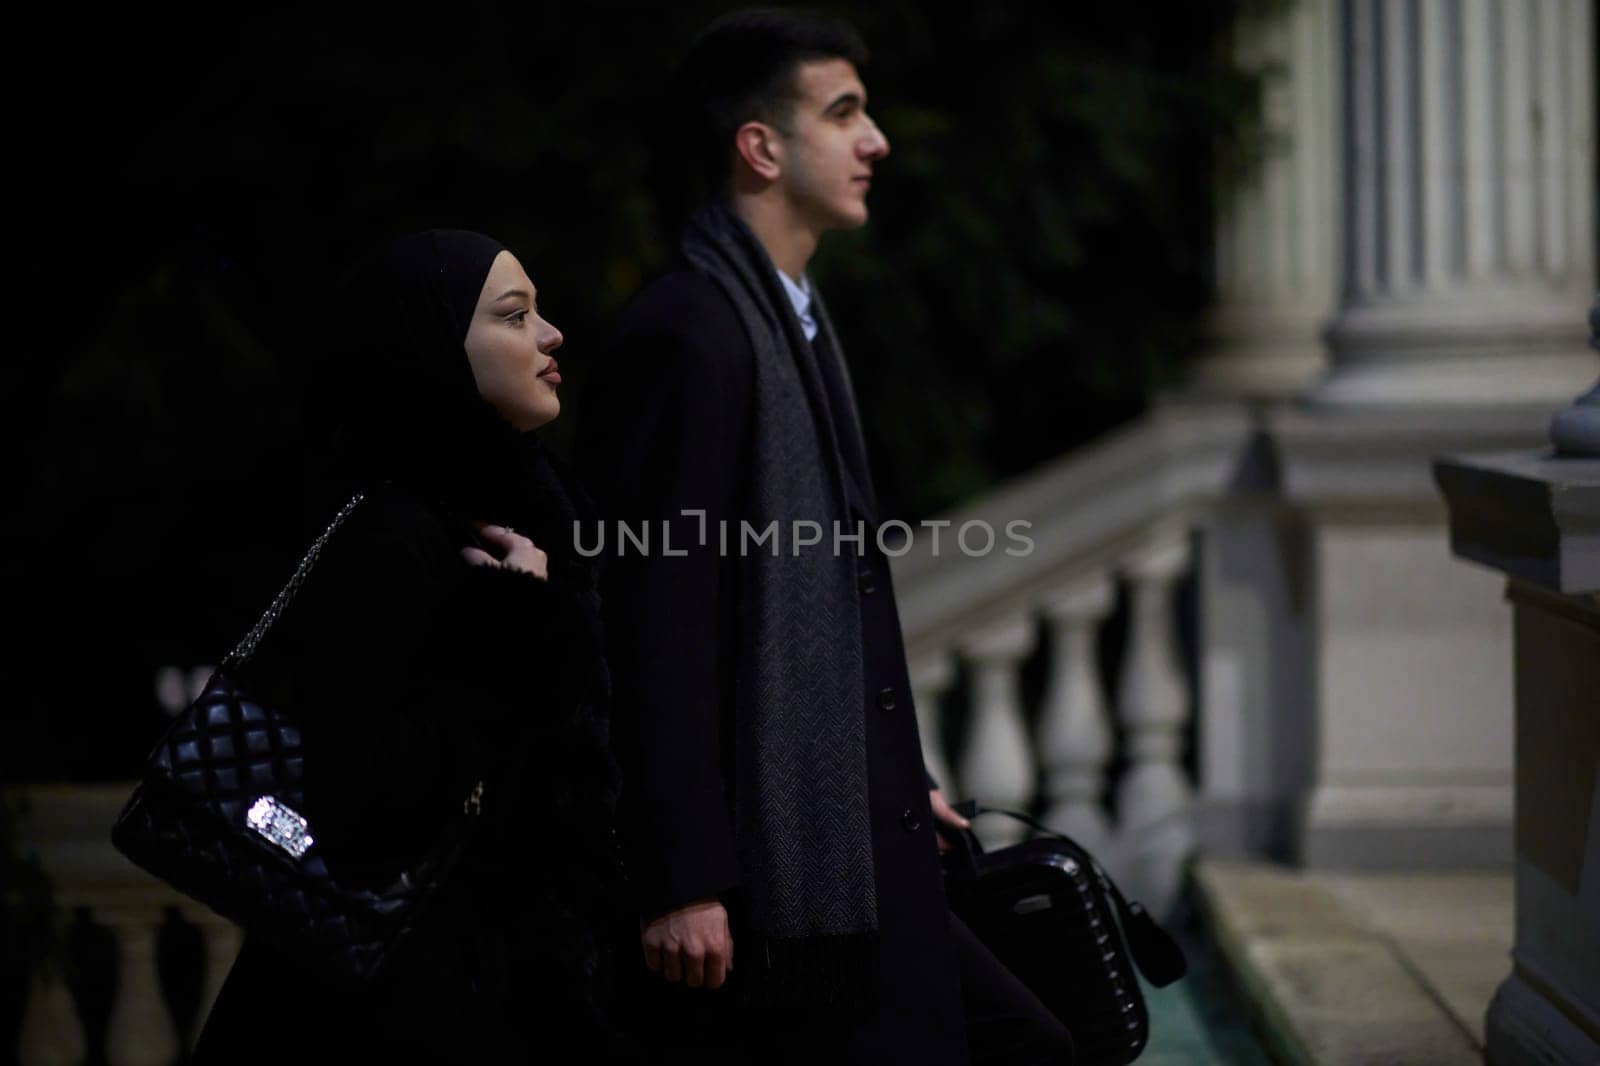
[901,808,922,833]
[877,687,897,711]
[858,568,877,595]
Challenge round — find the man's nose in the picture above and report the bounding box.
[862,115,890,160]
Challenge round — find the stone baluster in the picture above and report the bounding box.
[100,904,180,1066]
[1115,530,1195,833]
[1037,574,1117,852]
[958,616,1038,847]
[18,964,87,1066]
[908,652,958,797]
[185,907,243,1045]
[1113,528,1197,917]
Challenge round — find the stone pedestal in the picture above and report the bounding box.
[1436,452,1600,1066]
[1272,406,1566,867]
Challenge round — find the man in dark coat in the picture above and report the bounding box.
[578,11,1073,1065]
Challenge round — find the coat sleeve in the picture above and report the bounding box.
[275,495,589,874]
[579,273,750,921]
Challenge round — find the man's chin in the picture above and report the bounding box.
[827,203,871,232]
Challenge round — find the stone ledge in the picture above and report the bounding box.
[1194,859,1510,1065]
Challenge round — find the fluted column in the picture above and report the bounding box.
[100,905,180,1066]
[958,616,1038,847]
[1037,575,1117,852]
[1193,0,1339,398]
[1317,0,1596,404]
[908,652,958,797]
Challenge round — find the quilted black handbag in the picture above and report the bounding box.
[942,802,1187,1065]
[111,493,484,985]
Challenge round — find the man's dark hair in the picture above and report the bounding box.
[675,8,869,191]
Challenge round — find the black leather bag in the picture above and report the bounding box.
[942,802,1187,1065]
[111,494,483,985]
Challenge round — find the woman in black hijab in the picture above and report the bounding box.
[191,231,630,1062]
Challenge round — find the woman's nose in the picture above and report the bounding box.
[541,321,564,352]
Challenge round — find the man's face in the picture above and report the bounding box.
[776,58,891,232]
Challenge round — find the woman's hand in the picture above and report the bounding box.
[462,523,549,580]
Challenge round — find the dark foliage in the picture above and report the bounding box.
[13,1,1269,781]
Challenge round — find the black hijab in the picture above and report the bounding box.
[325,229,593,572]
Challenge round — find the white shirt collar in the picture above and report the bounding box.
[776,269,818,342]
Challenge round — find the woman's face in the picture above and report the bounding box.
[463,250,564,432]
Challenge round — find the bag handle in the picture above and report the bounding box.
[221,493,366,669]
[950,799,1188,987]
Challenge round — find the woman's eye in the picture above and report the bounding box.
[506,309,529,324]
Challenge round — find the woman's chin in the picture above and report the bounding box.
[526,399,561,431]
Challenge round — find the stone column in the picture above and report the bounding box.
[1274,0,1596,869]
[1316,0,1596,404]
[1193,0,1340,398]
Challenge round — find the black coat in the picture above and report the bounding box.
[192,482,633,1064]
[578,269,969,1064]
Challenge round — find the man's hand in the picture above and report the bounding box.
[641,897,734,990]
[929,789,971,856]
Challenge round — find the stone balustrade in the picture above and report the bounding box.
[891,405,1254,914]
[12,785,241,1066]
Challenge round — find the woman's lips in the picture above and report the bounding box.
[538,358,562,386]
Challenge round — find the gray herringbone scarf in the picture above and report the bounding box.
[681,203,877,1008]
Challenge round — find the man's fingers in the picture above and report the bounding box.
[704,953,728,990]
[642,939,663,973]
[460,546,499,567]
[662,948,684,984]
[684,947,706,989]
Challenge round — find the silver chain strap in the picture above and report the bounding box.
[221,493,367,669]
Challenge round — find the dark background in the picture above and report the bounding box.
[12,1,1271,783]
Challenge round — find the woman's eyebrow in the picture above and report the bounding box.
[492,287,533,303]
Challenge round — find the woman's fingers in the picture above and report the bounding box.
[463,526,548,580]
[475,523,517,549]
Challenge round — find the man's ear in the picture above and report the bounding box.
[733,121,783,183]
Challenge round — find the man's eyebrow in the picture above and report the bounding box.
[823,90,864,113]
